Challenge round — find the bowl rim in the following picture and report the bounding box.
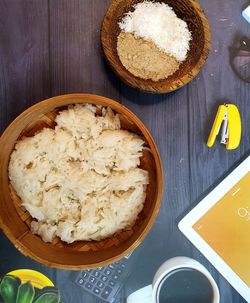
[0,93,164,269]
[101,0,211,93]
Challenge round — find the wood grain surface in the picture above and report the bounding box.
[0,0,250,302]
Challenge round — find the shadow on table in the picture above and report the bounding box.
[241,1,249,11]
[121,84,178,106]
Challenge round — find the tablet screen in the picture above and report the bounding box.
[193,172,250,287]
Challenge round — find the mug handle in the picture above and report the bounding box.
[127,285,153,303]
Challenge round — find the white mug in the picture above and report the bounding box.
[127,256,220,303]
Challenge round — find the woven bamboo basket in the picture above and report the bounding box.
[0,94,163,269]
[101,0,211,93]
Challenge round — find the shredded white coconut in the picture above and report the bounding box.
[9,104,149,243]
[119,1,192,62]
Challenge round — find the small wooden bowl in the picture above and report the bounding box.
[0,94,163,269]
[101,0,211,93]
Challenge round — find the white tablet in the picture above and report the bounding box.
[178,155,250,302]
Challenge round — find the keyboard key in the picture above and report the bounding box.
[115,261,120,265]
[97,267,103,270]
[89,276,96,284]
[93,287,101,295]
[81,272,89,279]
[109,280,115,287]
[120,264,126,269]
[85,282,93,290]
[93,270,100,278]
[77,278,84,285]
[86,269,91,272]
[108,264,115,269]
[97,281,104,289]
[116,269,122,275]
[104,269,111,276]
[112,274,119,281]
[101,286,112,299]
[101,275,108,282]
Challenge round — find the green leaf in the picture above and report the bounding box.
[33,287,58,302]
[0,292,4,303]
[16,282,35,303]
[0,275,21,303]
[33,292,60,303]
[34,286,60,301]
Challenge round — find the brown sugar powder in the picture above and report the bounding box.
[117,32,180,81]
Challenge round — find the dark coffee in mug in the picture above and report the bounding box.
[156,267,214,303]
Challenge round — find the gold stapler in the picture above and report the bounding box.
[207,104,242,150]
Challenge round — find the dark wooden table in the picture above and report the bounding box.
[0,0,250,302]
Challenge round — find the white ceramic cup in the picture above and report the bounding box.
[127,256,220,303]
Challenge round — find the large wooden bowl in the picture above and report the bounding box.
[101,0,211,93]
[0,94,163,269]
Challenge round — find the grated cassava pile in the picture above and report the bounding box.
[9,104,149,243]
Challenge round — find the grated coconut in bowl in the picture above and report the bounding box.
[117,1,192,81]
